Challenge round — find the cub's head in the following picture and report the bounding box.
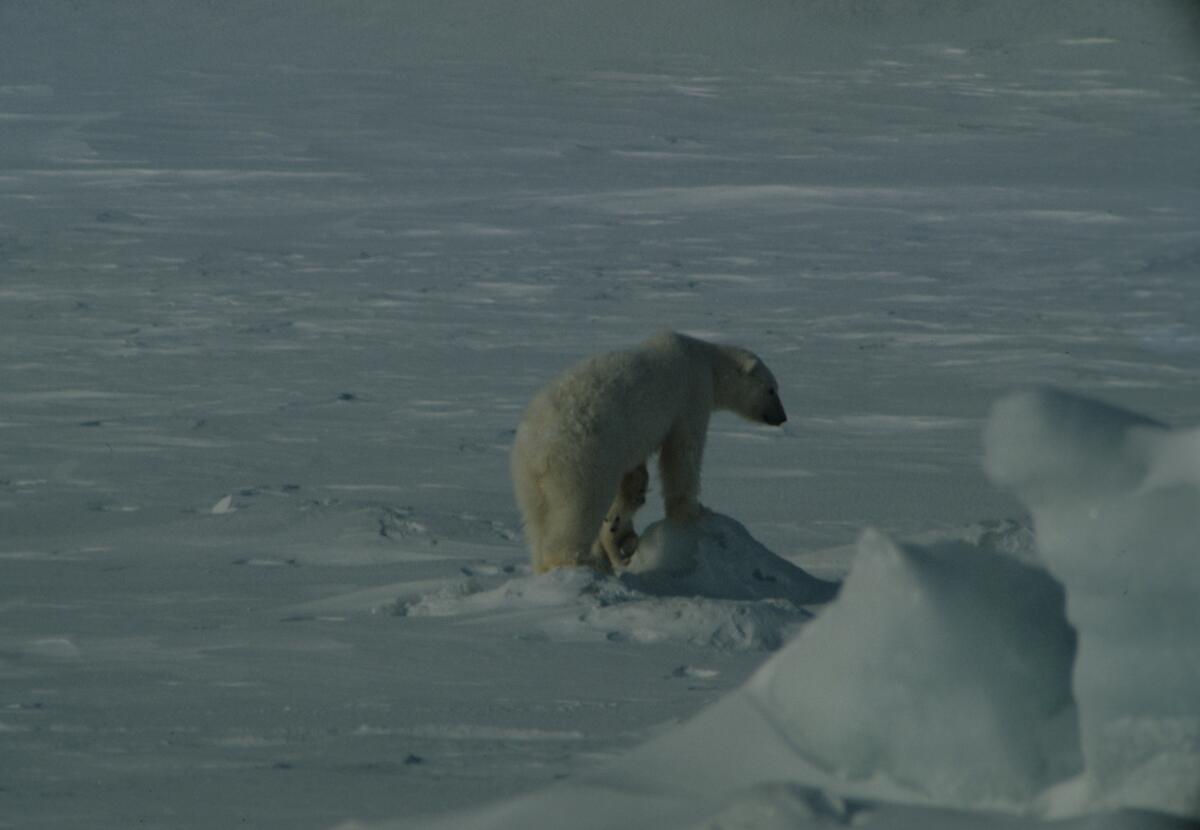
[717,346,787,427]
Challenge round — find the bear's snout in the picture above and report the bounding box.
[763,399,787,426]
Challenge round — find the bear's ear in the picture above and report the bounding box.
[739,355,760,376]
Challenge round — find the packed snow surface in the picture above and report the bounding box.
[1,0,1198,828]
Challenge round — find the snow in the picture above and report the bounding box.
[2,0,1198,828]
[396,512,836,650]
[749,527,1080,808]
[625,512,840,604]
[986,389,1200,819]
[402,566,809,652]
[362,395,1197,830]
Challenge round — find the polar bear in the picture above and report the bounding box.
[511,331,787,573]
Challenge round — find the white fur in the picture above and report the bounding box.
[511,331,786,573]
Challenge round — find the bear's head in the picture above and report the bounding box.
[717,347,787,427]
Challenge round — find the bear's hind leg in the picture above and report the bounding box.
[534,478,612,574]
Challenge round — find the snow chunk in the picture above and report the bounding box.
[983,388,1164,505]
[625,512,839,605]
[985,388,1200,819]
[749,527,1080,806]
[210,494,236,515]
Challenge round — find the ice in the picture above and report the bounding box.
[748,527,1080,807]
[985,388,1200,819]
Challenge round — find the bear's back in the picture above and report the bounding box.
[523,335,699,456]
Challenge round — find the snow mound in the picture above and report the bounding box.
[749,527,1080,806]
[397,512,835,650]
[985,388,1200,819]
[399,563,809,652]
[624,512,840,605]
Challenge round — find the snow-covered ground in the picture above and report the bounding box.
[1,2,1197,828]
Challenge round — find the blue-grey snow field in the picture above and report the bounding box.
[1,2,1198,829]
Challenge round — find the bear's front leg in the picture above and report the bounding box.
[597,515,637,571]
[659,417,708,522]
[591,463,649,571]
[590,514,628,572]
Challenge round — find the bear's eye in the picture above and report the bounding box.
[767,388,777,396]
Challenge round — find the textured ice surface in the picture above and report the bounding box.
[986,388,1200,819]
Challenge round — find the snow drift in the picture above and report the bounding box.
[985,388,1200,819]
[748,527,1080,806]
[380,389,1200,828]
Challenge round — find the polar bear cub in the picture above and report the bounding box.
[511,331,787,573]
